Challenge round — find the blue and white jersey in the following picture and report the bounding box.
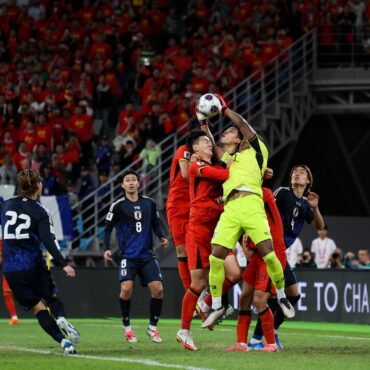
[104,195,165,260]
[0,197,67,272]
[274,187,314,248]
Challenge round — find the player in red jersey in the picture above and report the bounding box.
[176,130,229,351]
[0,235,20,325]
[225,187,286,352]
[166,144,191,291]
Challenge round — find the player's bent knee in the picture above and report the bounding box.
[149,281,164,298]
[31,300,48,315]
[120,284,133,299]
[253,291,268,312]
[256,240,273,257]
[175,244,187,257]
[211,244,229,259]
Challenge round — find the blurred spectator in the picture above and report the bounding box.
[66,179,79,250]
[94,74,112,135]
[96,134,113,176]
[0,155,17,185]
[296,249,317,268]
[343,252,360,269]
[119,139,137,169]
[329,248,344,269]
[358,249,370,269]
[97,170,110,227]
[69,105,93,165]
[311,225,337,268]
[286,237,303,268]
[41,164,58,196]
[77,165,96,237]
[139,137,161,190]
[35,143,51,169]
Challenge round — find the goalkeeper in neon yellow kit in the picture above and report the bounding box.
[198,95,296,329]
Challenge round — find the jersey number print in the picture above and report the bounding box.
[3,211,31,240]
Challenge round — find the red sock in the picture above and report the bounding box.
[203,277,235,307]
[259,307,275,344]
[4,291,17,318]
[181,286,201,330]
[177,257,191,291]
[237,310,251,343]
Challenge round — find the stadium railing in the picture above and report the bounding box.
[68,29,317,259]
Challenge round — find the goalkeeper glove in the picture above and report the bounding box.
[215,94,228,116]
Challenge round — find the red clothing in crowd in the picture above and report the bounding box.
[69,114,93,143]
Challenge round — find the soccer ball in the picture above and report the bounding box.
[197,93,220,118]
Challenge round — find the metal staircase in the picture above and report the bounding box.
[69,30,318,256]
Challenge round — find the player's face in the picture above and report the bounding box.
[220,127,240,145]
[318,228,327,239]
[194,136,213,158]
[122,174,140,194]
[291,167,310,187]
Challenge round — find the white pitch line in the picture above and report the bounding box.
[0,346,213,370]
[288,333,370,341]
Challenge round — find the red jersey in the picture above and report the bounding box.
[188,161,229,224]
[248,187,286,263]
[167,145,191,208]
[69,114,93,143]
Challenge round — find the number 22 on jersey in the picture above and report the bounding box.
[3,211,31,240]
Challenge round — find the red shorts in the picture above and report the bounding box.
[3,275,11,291]
[243,253,276,295]
[167,206,189,246]
[186,222,215,270]
[243,245,287,295]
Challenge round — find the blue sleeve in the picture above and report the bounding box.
[104,203,118,251]
[38,214,67,267]
[305,204,314,224]
[151,201,165,240]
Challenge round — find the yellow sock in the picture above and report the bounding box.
[263,251,285,290]
[209,255,225,309]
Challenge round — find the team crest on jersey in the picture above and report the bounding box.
[134,210,142,220]
[184,151,190,159]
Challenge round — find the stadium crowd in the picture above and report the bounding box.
[1,0,370,201]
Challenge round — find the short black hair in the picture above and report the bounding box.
[121,170,140,183]
[186,130,208,155]
[223,125,243,141]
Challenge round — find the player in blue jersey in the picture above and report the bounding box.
[0,169,80,355]
[104,170,169,344]
[249,165,324,350]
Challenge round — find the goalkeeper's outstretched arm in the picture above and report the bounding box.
[215,94,256,141]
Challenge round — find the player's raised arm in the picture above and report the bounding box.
[192,162,229,182]
[196,105,225,161]
[307,192,325,231]
[179,159,189,181]
[216,94,256,141]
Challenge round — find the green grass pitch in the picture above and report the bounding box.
[0,318,369,370]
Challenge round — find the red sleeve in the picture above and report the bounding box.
[178,145,191,162]
[191,162,229,181]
